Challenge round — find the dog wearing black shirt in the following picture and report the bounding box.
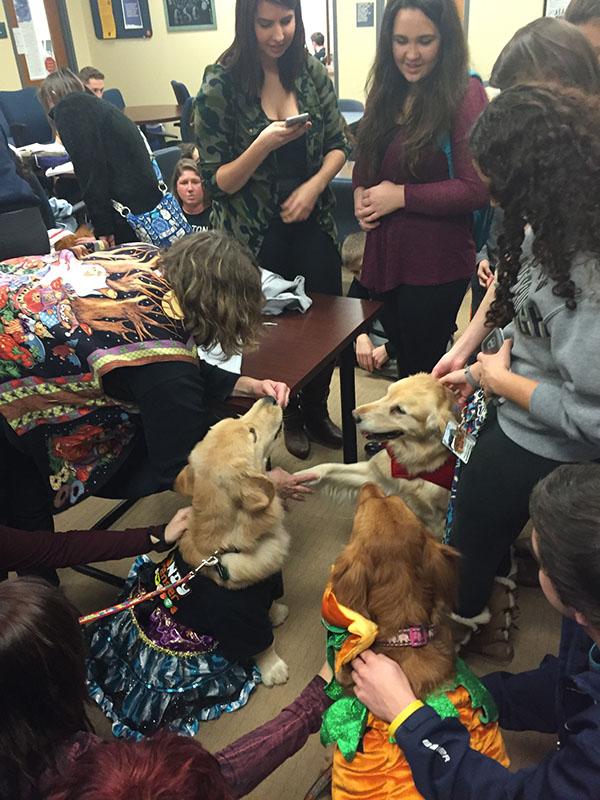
[173,397,290,686]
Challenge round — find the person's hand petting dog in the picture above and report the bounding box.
[233,377,290,407]
[351,650,418,724]
[268,466,318,508]
[149,506,193,550]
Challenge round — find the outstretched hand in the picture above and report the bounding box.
[268,466,318,507]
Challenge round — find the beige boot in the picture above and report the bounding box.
[459,576,519,665]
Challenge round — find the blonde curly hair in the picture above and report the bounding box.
[160,231,263,358]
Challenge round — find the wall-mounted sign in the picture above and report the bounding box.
[90,0,152,39]
[356,2,374,28]
[163,0,217,31]
[0,21,7,39]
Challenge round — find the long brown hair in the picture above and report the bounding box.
[0,578,91,798]
[220,0,306,97]
[490,17,600,92]
[38,67,85,113]
[469,84,600,325]
[356,0,468,183]
[159,231,263,357]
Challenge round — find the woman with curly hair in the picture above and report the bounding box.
[433,84,600,660]
[353,0,489,379]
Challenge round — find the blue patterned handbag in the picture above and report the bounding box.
[112,133,191,248]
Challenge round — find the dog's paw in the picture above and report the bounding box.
[261,656,289,686]
[256,649,289,686]
[269,602,289,627]
[294,467,324,484]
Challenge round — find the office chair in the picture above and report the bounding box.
[153,145,183,186]
[0,88,53,147]
[170,80,191,106]
[338,98,365,113]
[0,207,50,260]
[103,88,126,110]
[179,96,194,143]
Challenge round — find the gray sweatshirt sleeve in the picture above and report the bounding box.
[529,299,600,447]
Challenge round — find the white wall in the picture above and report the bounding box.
[468,0,545,79]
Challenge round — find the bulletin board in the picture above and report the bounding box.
[90,0,153,40]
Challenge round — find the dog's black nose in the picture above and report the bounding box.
[352,411,361,424]
[262,395,277,406]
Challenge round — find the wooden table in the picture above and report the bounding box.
[228,293,382,463]
[124,104,182,125]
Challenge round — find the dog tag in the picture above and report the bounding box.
[442,420,476,464]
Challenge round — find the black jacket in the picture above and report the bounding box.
[50,92,161,236]
[394,618,600,799]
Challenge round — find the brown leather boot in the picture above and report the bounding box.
[283,407,310,460]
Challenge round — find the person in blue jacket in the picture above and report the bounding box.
[351,462,600,799]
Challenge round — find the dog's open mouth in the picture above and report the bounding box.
[363,430,404,443]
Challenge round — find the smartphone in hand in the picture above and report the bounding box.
[284,112,310,128]
[481,327,505,355]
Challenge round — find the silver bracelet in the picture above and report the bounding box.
[464,364,480,390]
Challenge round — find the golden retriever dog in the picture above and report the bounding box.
[299,373,458,538]
[174,396,291,686]
[322,484,508,798]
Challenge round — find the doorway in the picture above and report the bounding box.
[3,0,76,87]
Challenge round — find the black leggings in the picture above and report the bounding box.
[380,279,469,378]
[258,215,342,409]
[451,408,564,618]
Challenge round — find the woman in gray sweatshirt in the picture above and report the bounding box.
[433,83,600,660]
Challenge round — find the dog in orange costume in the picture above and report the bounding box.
[321,484,509,799]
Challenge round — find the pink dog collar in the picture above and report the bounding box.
[378,624,436,648]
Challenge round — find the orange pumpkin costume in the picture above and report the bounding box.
[320,586,509,799]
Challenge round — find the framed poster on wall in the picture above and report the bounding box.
[90,0,152,39]
[163,0,216,31]
[544,0,568,16]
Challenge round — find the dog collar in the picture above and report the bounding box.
[378,624,436,648]
[384,446,456,491]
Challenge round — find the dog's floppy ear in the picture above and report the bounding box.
[174,464,195,497]
[239,473,276,513]
[423,537,460,610]
[332,555,370,619]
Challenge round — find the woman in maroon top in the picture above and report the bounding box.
[353,0,488,377]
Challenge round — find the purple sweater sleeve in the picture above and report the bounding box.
[215,676,331,798]
[0,524,162,572]
[404,78,489,216]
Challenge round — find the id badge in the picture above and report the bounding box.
[442,420,476,464]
